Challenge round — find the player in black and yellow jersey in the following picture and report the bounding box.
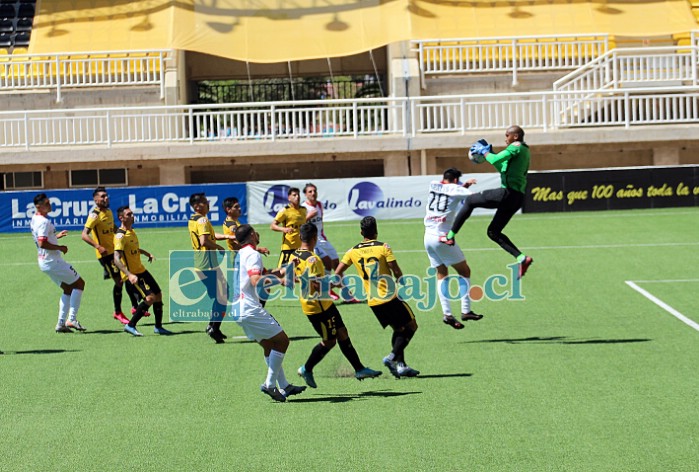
[292,223,381,388]
[81,186,140,325]
[222,197,270,255]
[189,193,231,344]
[114,206,172,337]
[270,187,306,267]
[336,216,420,378]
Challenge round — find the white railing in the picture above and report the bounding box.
[2,88,699,150]
[0,50,169,101]
[554,46,699,93]
[413,34,610,85]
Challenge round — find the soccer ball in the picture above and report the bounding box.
[468,150,486,164]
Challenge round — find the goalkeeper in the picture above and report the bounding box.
[440,125,534,278]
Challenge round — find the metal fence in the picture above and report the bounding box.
[413,34,611,85]
[2,87,699,150]
[195,76,385,104]
[0,49,169,101]
[554,46,699,93]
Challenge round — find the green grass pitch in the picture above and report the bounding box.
[1,208,698,471]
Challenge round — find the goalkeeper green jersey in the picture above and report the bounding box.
[486,141,530,194]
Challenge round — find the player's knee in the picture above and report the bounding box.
[486,227,501,241]
[276,331,290,350]
[146,294,157,305]
[324,338,337,349]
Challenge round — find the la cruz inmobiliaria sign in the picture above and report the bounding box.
[0,183,247,233]
[246,174,501,224]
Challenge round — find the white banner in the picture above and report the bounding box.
[247,174,502,224]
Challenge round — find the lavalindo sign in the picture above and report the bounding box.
[523,166,699,213]
[247,175,500,224]
[0,183,246,233]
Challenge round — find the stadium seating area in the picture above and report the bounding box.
[1,0,699,189]
[0,0,34,51]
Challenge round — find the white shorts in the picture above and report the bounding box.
[235,306,284,342]
[424,233,466,268]
[315,239,338,261]
[39,258,81,287]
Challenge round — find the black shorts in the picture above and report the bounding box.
[99,254,120,280]
[306,304,346,341]
[278,249,296,268]
[131,270,161,298]
[370,297,415,330]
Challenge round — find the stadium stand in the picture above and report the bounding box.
[1,0,699,189]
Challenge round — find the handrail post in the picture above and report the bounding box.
[542,94,549,132]
[409,98,416,137]
[188,108,194,144]
[459,97,465,134]
[624,91,630,129]
[23,112,29,151]
[693,46,698,87]
[352,101,358,138]
[511,39,518,86]
[160,51,165,100]
[106,110,112,148]
[55,56,62,103]
[270,104,276,141]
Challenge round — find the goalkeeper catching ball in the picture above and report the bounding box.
[441,125,534,279]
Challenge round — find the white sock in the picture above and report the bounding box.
[460,277,471,314]
[263,355,288,388]
[438,278,451,316]
[69,289,83,322]
[265,350,285,388]
[276,366,289,390]
[58,293,70,324]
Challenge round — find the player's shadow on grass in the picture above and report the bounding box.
[413,373,472,379]
[289,390,421,403]
[463,336,651,345]
[2,349,80,355]
[84,329,125,335]
[234,335,318,344]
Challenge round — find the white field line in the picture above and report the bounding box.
[631,279,699,284]
[5,241,699,266]
[625,280,699,333]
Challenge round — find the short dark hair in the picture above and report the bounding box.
[443,167,462,182]
[235,224,255,245]
[116,206,129,218]
[303,183,317,194]
[288,187,300,196]
[189,193,207,207]
[508,125,525,142]
[360,216,378,239]
[33,193,48,206]
[223,197,239,210]
[299,223,318,243]
[93,186,107,197]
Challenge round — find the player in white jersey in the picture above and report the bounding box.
[424,168,483,329]
[302,183,343,301]
[234,224,306,403]
[30,193,87,333]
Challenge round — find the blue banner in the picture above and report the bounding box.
[0,183,247,233]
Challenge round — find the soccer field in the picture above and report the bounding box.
[1,208,698,471]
